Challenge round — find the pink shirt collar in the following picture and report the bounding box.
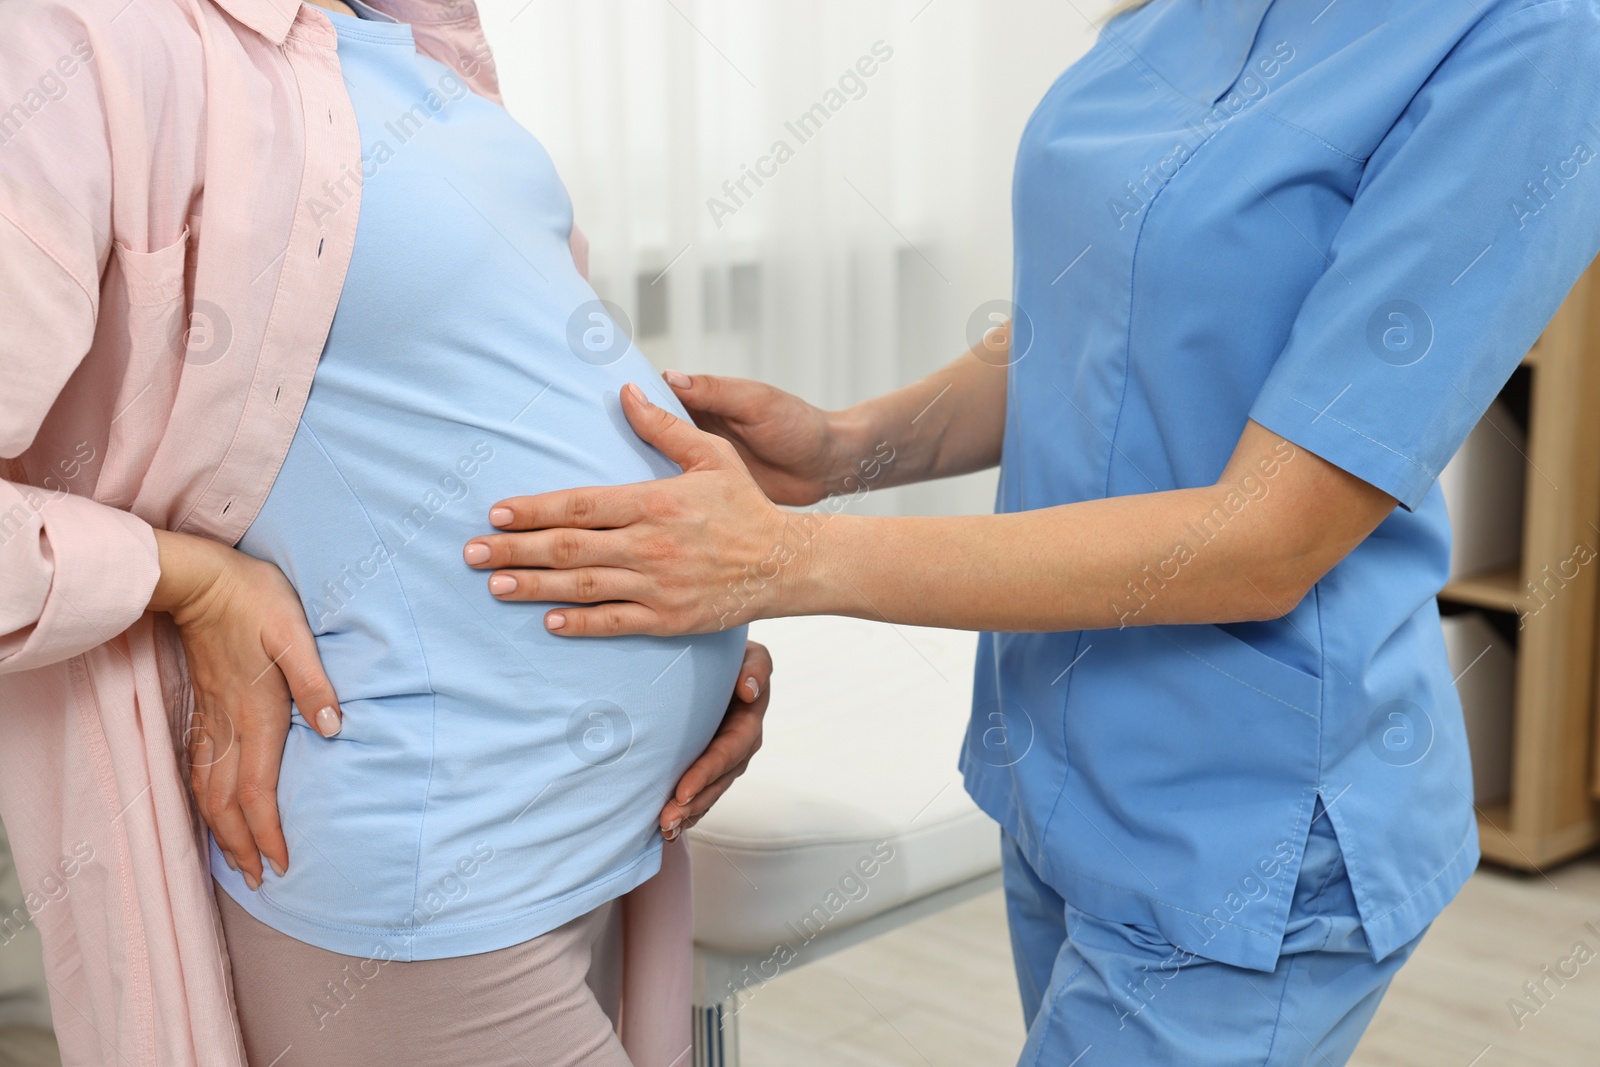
[212,0,489,45]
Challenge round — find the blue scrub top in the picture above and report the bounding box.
[963,0,1600,971]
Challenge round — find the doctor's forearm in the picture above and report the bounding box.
[787,490,1298,633]
[782,425,1394,633]
[831,347,1008,490]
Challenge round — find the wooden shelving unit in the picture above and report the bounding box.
[1439,260,1600,871]
[1442,567,1522,613]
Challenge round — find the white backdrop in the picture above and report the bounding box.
[478,0,1105,515]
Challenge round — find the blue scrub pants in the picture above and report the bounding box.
[1002,804,1426,1066]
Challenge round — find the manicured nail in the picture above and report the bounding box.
[625,382,647,405]
[546,611,566,631]
[315,705,342,737]
[464,542,490,565]
[268,857,287,878]
[489,574,517,596]
[243,870,262,892]
[744,677,760,701]
[223,851,239,873]
[663,370,691,389]
[662,824,680,842]
[490,507,514,527]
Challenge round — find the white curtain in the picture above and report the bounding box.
[480,0,1102,515]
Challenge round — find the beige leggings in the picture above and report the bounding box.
[216,884,632,1067]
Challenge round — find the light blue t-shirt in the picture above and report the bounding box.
[211,1,745,960]
[963,0,1600,972]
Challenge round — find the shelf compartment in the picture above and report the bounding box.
[1440,567,1527,614]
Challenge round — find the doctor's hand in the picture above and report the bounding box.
[660,370,857,507]
[465,383,803,636]
[659,640,772,841]
[149,529,343,890]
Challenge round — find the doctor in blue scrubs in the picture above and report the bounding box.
[462,0,1600,1061]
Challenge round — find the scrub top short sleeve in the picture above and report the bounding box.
[1250,2,1600,510]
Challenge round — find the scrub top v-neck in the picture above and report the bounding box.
[963,0,1600,970]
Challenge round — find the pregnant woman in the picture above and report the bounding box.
[483,0,1600,1063]
[0,0,767,1063]
[196,0,753,1060]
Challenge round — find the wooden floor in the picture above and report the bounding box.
[737,857,1600,1066]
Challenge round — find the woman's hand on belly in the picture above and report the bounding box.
[659,640,772,840]
[149,530,344,889]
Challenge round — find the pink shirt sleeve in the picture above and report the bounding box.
[0,5,160,674]
[570,223,591,281]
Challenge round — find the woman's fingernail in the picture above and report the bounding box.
[268,857,288,878]
[464,542,490,565]
[663,370,691,389]
[243,870,262,892]
[222,851,239,873]
[490,507,514,527]
[489,574,517,596]
[626,382,647,405]
[744,677,761,701]
[315,706,342,737]
[546,611,566,631]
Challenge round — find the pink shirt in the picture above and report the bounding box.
[0,0,685,1062]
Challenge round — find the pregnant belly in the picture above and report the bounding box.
[259,603,745,943]
[273,629,741,932]
[237,397,747,944]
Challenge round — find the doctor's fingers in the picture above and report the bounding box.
[486,485,646,533]
[466,528,647,572]
[483,566,650,606]
[663,371,785,428]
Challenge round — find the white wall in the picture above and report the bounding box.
[480,0,1104,515]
